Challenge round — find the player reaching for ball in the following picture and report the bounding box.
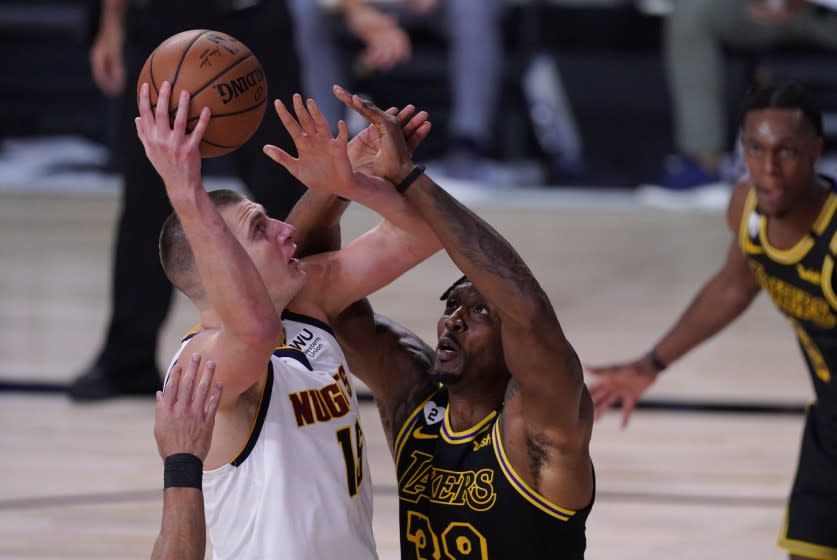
[71,2,308,402]
[138,77,437,559]
[136,30,270,158]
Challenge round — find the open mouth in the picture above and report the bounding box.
[436,335,460,361]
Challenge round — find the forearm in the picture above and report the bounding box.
[356,180,440,261]
[172,187,279,339]
[404,175,549,324]
[653,272,758,367]
[99,0,126,32]
[285,191,350,257]
[341,0,370,13]
[151,488,205,560]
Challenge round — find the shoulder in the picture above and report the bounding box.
[727,177,754,233]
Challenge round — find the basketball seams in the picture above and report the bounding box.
[169,30,212,102]
[137,29,264,157]
[185,100,265,123]
[187,54,256,102]
[149,49,160,96]
[200,138,239,149]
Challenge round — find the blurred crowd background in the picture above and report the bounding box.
[2,0,837,207]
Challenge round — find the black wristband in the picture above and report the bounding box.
[336,196,350,202]
[163,453,203,490]
[647,347,667,373]
[396,164,426,194]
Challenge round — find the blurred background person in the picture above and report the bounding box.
[639,0,837,210]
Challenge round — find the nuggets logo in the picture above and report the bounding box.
[289,382,350,427]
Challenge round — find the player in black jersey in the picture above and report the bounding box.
[328,89,595,559]
[589,82,837,559]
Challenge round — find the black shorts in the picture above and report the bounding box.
[778,405,837,559]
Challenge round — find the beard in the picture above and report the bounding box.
[429,370,462,386]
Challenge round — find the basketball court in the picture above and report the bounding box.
[0,157,814,558]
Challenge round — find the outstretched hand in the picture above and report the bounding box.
[263,94,358,199]
[348,103,431,177]
[586,358,659,428]
[154,354,223,462]
[333,85,418,184]
[135,81,211,198]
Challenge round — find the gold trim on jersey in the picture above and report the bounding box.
[814,191,837,235]
[739,189,764,256]
[229,362,273,466]
[821,231,837,310]
[758,191,837,264]
[440,408,497,445]
[180,323,203,342]
[778,508,837,559]
[790,319,832,383]
[822,255,837,310]
[491,420,576,521]
[394,391,440,466]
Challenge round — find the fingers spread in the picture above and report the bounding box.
[172,90,190,135]
[206,380,223,418]
[396,104,416,124]
[174,354,199,412]
[621,397,637,429]
[138,82,154,123]
[274,99,304,142]
[164,363,182,405]
[293,93,316,134]
[193,358,215,414]
[336,120,349,145]
[155,81,171,126]
[188,106,211,150]
[306,98,330,135]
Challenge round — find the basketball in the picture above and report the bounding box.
[137,29,268,158]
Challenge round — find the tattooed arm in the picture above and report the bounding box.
[403,173,593,508]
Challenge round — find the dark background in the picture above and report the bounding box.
[2,0,836,186]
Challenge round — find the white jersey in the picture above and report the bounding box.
[167,313,376,560]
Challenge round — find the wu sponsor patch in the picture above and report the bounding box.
[286,327,326,361]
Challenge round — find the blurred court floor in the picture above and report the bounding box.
[0,138,815,558]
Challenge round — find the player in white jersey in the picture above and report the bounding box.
[137,79,435,560]
[167,327,373,559]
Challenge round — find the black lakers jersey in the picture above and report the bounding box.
[394,389,592,560]
[738,180,837,434]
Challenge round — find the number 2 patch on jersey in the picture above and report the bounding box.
[423,401,445,425]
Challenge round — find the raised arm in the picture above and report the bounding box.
[136,82,281,404]
[285,103,430,257]
[406,173,589,433]
[588,180,761,426]
[263,93,440,319]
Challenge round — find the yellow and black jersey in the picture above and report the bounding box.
[738,179,837,423]
[394,388,592,560]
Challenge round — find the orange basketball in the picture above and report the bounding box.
[137,29,268,158]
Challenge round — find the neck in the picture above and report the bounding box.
[445,382,505,432]
[198,300,286,331]
[780,175,829,228]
